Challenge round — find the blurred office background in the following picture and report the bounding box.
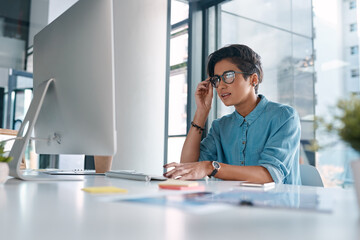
[0,0,358,187]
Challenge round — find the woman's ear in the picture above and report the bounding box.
[250,73,258,86]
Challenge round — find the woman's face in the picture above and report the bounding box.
[213,59,256,108]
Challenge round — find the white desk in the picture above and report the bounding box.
[1,176,359,240]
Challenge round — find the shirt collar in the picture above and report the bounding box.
[233,94,268,126]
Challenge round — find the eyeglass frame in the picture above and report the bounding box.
[209,70,250,88]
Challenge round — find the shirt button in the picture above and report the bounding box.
[242,141,246,144]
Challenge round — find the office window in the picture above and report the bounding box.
[171,0,189,25]
[313,0,360,187]
[350,1,356,9]
[218,0,315,128]
[351,69,359,77]
[350,23,357,32]
[0,1,31,70]
[167,0,189,164]
[351,45,359,55]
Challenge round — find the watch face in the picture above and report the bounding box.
[212,161,220,170]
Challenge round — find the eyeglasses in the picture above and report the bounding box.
[209,70,249,88]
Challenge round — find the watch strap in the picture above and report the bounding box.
[208,161,220,177]
[208,168,218,177]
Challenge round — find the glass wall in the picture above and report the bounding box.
[213,0,315,165]
[313,0,360,187]
[197,0,360,187]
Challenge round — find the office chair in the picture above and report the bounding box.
[300,164,324,187]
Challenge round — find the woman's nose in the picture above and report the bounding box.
[218,78,226,88]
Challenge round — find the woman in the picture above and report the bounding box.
[164,44,301,184]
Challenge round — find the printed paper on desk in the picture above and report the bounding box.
[158,179,199,187]
[159,185,206,191]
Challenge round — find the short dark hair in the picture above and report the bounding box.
[207,44,263,94]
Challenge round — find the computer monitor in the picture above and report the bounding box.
[8,0,117,180]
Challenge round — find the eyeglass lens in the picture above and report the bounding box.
[210,71,236,88]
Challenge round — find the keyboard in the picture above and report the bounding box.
[105,170,167,181]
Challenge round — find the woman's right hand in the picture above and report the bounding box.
[195,79,213,113]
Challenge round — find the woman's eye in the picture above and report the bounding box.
[225,73,233,78]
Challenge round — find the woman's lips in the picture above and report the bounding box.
[221,93,231,99]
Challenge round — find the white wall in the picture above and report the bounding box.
[111,0,168,175]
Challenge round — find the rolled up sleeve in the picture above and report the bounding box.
[258,108,301,184]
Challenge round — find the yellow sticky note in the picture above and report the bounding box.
[82,186,128,194]
[158,179,199,187]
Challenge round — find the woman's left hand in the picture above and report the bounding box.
[163,161,212,180]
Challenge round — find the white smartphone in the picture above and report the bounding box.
[239,182,275,188]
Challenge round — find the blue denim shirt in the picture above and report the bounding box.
[199,95,301,185]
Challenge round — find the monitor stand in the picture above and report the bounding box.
[8,78,81,181]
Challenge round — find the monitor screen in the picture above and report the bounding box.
[33,0,117,156]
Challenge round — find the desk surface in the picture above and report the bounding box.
[1,176,359,240]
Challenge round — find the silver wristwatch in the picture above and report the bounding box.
[208,161,221,177]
